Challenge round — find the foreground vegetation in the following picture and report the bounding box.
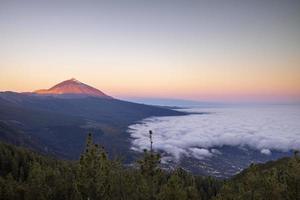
[0,133,299,200]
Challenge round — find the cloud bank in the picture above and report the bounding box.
[128,105,300,161]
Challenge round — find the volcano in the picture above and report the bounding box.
[0,78,184,159]
[34,78,112,98]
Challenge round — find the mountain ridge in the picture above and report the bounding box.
[0,84,185,160]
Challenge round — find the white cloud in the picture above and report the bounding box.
[211,149,222,155]
[128,105,300,161]
[261,149,271,155]
[189,148,213,160]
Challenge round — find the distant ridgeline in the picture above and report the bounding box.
[0,133,299,200]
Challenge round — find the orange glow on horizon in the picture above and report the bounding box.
[1,58,300,103]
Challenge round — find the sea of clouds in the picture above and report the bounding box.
[128,105,300,161]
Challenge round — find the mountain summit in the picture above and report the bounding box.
[34,78,112,98]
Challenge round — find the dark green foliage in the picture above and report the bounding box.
[215,154,300,200]
[76,133,114,199]
[0,134,298,200]
[0,142,77,200]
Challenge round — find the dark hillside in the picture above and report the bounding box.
[216,155,300,200]
[0,92,185,159]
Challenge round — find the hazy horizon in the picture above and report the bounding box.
[1,78,299,105]
[1,0,300,103]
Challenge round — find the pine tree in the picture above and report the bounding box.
[285,154,300,200]
[76,133,112,200]
[137,130,162,200]
[158,173,187,200]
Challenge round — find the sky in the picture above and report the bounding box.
[0,0,299,102]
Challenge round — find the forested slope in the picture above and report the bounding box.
[0,134,299,200]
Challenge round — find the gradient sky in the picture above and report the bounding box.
[0,0,299,102]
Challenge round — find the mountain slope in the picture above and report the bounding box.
[0,139,298,200]
[0,80,185,159]
[34,78,112,98]
[0,121,44,152]
[0,140,222,200]
[215,155,300,199]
